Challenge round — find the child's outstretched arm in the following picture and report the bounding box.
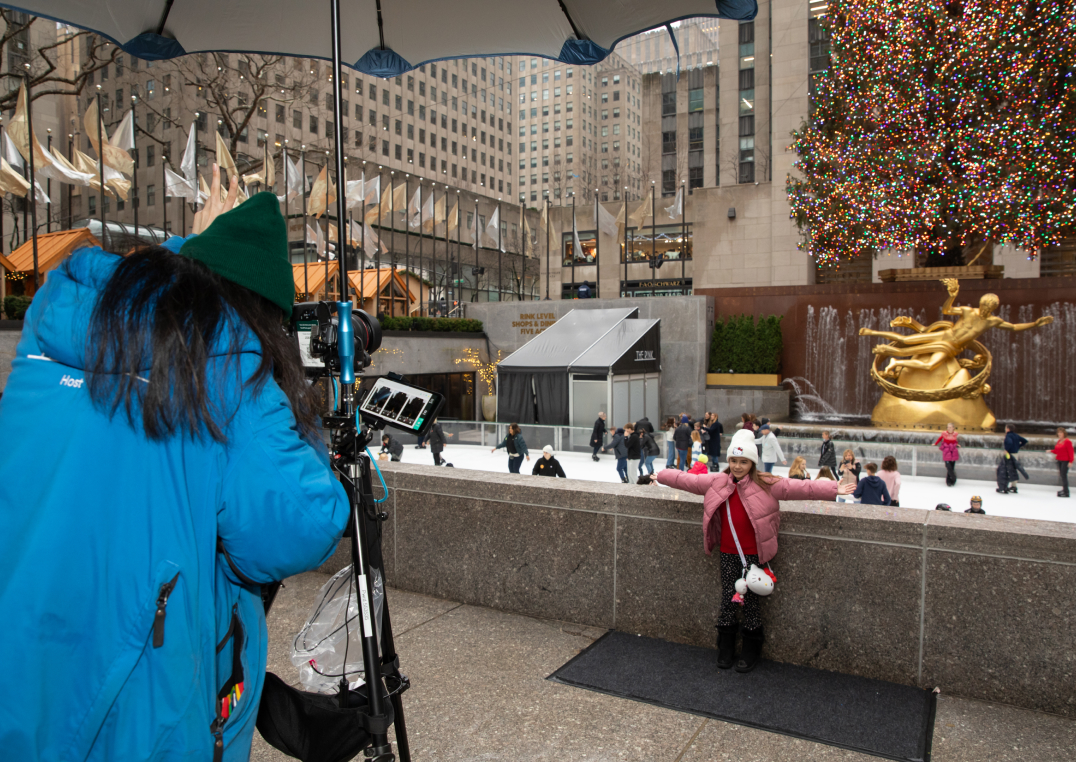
[656,469,725,496]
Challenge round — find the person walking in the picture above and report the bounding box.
[853,462,891,506]
[662,416,678,468]
[635,416,655,435]
[492,423,530,473]
[0,177,350,761]
[1000,423,1030,493]
[624,423,642,483]
[640,426,660,476]
[691,429,705,466]
[603,426,629,483]
[673,415,693,471]
[427,418,452,466]
[704,413,724,470]
[653,429,854,672]
[934,423,960,486]
[590,412,608,462]
[818,430,837,472]
[754,423,787,473]
[1051,427,1073,498]
[532,445,567,477]
[879,456,902,507]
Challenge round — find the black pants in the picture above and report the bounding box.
[717,552,763,630]
[433,449,443,466]
[592,444,602,457]
[1060,461,1070,494]
[945,460,957,486]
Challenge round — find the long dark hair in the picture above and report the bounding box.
[81,247,318,442]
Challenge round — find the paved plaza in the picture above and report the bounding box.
[253,572,1076,762]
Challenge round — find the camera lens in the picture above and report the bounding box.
[352,309,382,354]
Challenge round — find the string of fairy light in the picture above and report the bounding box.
[454,347,501,392]
[787,0,1076,267]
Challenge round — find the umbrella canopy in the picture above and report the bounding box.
[10,0,755,76]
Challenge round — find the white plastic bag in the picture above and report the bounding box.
[290,564,384,694]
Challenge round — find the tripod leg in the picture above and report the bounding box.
[378,596,412,762]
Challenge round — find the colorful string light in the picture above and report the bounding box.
[787,0,1076,267]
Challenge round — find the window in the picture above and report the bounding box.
[309,115,318,133]
[613,75,620,84]
[276,104,285,123]
[613,91,620,101]
[601,93,608,103]
[382,140,389,155]
[146,145,155,166]
[740,89,755,115]
[566,84,573,95]
[395,144,402,159]
[147,184,156,206]
[383,90,389,106]
[146,80,156,99]
[369,85,377,100]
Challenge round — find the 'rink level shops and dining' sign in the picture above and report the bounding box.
[511,311,558,336]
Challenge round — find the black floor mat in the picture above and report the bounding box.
[548,631,936,762]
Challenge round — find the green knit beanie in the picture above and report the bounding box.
[180,191,294,316]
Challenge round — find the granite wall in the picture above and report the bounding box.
[323,463,1076,717]
[465,296,714,420]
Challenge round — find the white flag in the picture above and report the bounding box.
[38,146,95,186]
[363,222,382,258]
[180,125,198,189]
[110,109,135,152]
[408,186,422,229]
[345,174,365,210]
[665,185,683,220]
[597,201,618,237]
[33,180,50,205]
[165,165,197,200]
[421,191,435,232]
[363,174,380,205]
[278,152,301,203]
[3,131,24,170]
[486,206,505,252]
[572,207,583,261]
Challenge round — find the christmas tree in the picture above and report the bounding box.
[787,0,1076,267]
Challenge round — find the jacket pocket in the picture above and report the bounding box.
[69,561,182,760]
[210,604,246,760]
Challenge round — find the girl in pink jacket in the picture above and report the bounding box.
[655,428,854,673]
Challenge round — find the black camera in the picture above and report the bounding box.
[290,301,382,377]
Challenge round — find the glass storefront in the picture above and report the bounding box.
[562,229,597,266]
[621,224,692,264]
[620,278,692,297]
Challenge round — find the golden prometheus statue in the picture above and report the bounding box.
[858,278,1054,431]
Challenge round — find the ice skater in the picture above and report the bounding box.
[934,423,960,486]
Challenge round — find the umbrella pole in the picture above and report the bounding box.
[45,133,51,233]
[132,100,138,241]
[25,75,39,290]
[162,158,167,236]
[417,182,423,314]
[376,169,382,316]
[324,161,329,298]
[283,146,290,291]
[681,181,686,293]
[544,197,550,300]
[497,200,501,303]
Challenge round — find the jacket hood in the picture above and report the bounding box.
[30,247,262,373]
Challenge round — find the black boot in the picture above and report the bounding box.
[1059,491,1070,498]
[735,626,765,673]
[716,625,738,670]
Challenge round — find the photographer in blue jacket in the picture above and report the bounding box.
[0,167,349,761]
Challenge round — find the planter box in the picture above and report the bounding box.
[878,265,1003,283]
[706,373,781,387]
[382,330,487,339]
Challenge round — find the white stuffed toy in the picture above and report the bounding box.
[734,564,777,602]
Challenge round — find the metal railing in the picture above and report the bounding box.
[425,420,673,455]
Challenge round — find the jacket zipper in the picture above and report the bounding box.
[217,604,239,653]
[210,717,224,762]
[153,573,180,648]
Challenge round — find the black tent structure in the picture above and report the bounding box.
[497,308,661,426]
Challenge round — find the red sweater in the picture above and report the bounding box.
[719,484,758,556]
[1052,438,1074,463]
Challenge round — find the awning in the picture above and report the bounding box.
[498,308,659,374]
[5,228,102,276]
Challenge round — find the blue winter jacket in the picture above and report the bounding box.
[1004,431,1028,455]
[0,240,349,761]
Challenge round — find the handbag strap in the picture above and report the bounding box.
[725,498,748,571]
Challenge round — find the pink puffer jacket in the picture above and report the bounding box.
[934,432,960,462]
[656,470,839,563]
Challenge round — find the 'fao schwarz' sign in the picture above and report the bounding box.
[635,350,655,361]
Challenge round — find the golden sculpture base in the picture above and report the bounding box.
[870,356,997,432]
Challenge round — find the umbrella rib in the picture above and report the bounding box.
[375,0,386,49]
[555,0,587,41]
[154,0,176,35]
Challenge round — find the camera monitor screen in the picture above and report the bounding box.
[359,377,444,436]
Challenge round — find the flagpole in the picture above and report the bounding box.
[497,200,501,303]
[376,168,383,316]
[67,132,74,232]
[323,156,329,300]
[1,125,6,255]
[570,194,576,298]
[623,194,628,289]
[417,180,423,314]
[390,170,395,318]
[594,192,599,299]
[359,162,366,311]
[473,198,478,303]
[455,189,460,313]
[162,156,167,236]
[650,181,656,283]
[283,143,291,290]
[328,0,351,313]
[131,100,139,240]
[45,131,51,233]
[96,92,106,246]
[544,196,550,300]
[25,76,39,289]
[301,147,309,298]
[681,182,686,293]
[404,174,410,314]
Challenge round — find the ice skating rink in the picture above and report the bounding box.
[402,444,1073,523]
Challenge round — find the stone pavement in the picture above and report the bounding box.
[252,572,1076,762]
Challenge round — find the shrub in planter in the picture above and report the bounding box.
[4,295,33,320]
